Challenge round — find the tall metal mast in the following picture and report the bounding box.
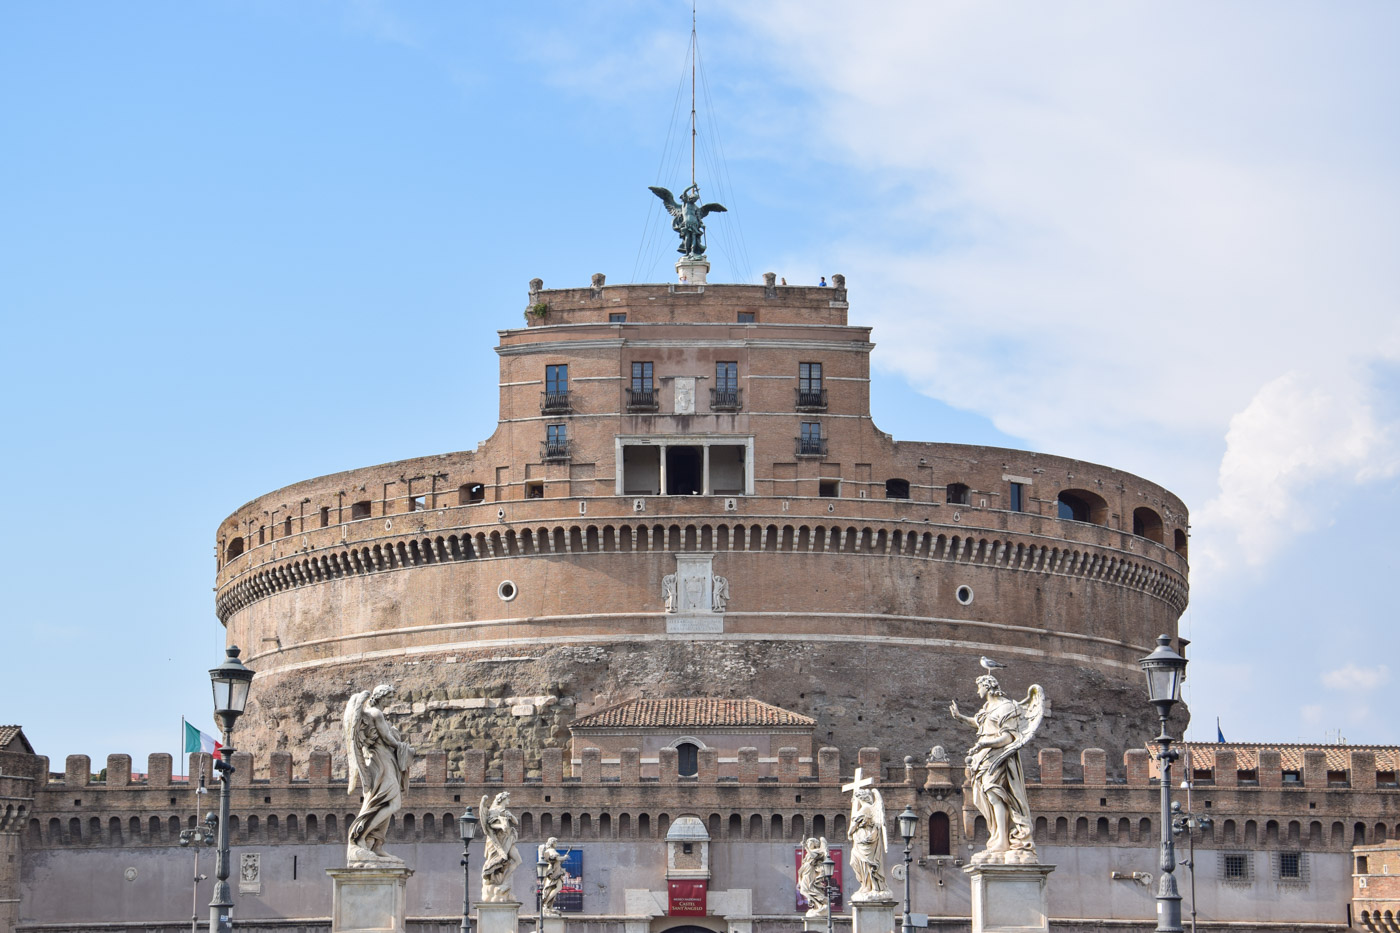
[690,2,696,188]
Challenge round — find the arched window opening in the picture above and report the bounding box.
[225,537,244,561]
[1174,528,1188,558]
[885,479,910,500]
[946,483,970,505]
[677,742,699,777]
[1057,489,1109,525]
[1132,507,1164,543]
[929,812,951,856]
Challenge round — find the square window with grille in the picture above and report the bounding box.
[1275,851,1308,884]
[1221,852,1253,883]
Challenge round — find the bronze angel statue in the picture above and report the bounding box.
[949,670,1046,864]
[344,684,415,865]
[649,184,726,258]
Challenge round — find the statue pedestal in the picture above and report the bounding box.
[477,900,522,933]
[542,915,567,933]
[850,897,896,933]
[805,915,839,932]
[327,866,412,933]
[676,257,709,286]
[964,863,1055,933]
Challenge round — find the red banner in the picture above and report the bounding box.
[668,879,707,916]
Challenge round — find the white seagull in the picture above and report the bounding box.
[979,656,1008,672]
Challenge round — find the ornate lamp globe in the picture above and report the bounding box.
[1139,634,1188,720]
[208,646,255,734]
[458,806,478,843]
[898,806,919,844]
[821,853,836,879]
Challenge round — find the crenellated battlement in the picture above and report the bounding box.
[21,744,1399,856]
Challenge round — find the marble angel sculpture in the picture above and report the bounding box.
[797,836,832,916]
[344,684,415,865]
[537,836,573,915]
[949,671,1046,863]
[479,791,522,901]
[847,786,890,901]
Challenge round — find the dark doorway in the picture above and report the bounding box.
[929,811,951,856]
[677,742,699,777]
[666,446,703,495]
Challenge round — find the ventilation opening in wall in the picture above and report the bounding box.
[955,585,974,606]
[498,580,517,602]
[819,480,840,498]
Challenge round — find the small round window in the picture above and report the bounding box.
[955,585,974,606]
[498,580,518,602]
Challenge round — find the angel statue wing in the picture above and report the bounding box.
[872,788,889,854]
[343,690,369,796]
[698,202,727,219]
[537,842,548,863]
[989,683,1046,771]
[648,186,682,217]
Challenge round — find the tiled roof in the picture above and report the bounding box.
[1180,742,1400,772]
[0,725,34,754]
[570,698,816,730]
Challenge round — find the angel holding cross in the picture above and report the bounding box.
[950,671,1045,863]
[843,768,891,900]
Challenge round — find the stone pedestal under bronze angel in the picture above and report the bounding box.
[949,670,1045,864]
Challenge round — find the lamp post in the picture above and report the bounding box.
[898,806,918,933]
[1140,634,1188,933]
[207,646,254,933]
[178,778,216,933]
[821,852,837,933]
[458,806,478,933]
[1171,799,1213,933]
[536,848,549,931]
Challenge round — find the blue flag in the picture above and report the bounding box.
[1216,717,1226,743]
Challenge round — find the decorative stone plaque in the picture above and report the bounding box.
[665,553,726,633]
[674,377,696,415]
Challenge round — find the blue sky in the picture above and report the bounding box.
[2,2,1396,764]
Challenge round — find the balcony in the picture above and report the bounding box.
[626,387,660,412]
[795,388,828,411]
[795,437,827,458]
[710,388,742,412]
[540,390,572,414]
[541,439,572,461]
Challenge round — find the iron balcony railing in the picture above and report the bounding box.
[540,390,572,414]
[710,388,742,412]
[795,388,828,411]
[796,436,828,458]
[541,439,572,461]
[626,387,660,412]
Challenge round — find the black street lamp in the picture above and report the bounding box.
[898,806,919,933]
[458,806,478,933]
[535,848,549,930]
[178,779,216,933]
[1140,634,1188,933]
[207,646,254,933]
[821,852,837,933]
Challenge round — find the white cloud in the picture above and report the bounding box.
[713,1,1400,574]
[1322,664,1390,692]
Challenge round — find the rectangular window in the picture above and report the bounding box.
[409,495,425,512]
[631,361,654,391]
[1279,852,1301,880]
[283,517,293,537]
[1358,856,1369,874]
[609,313,627,323]
[351,500,371,520]
[526,481,544,499]
[545,364,568,394]
[801,422,821,443]
[819,480,840,498]
[1222,853,1251,882]
[320,506,330,528]
[715,361,737,392]
[737,311,755,323]
[799,362,823,393]
[1009,482,1025,512]
[547,424,567,444]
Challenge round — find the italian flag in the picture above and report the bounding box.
[183,720,222,759]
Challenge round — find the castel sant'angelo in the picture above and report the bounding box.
[215,263,1190,770]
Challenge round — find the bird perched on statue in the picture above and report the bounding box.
[980,656,1007,672]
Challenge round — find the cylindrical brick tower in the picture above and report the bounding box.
[215,278,1189,773]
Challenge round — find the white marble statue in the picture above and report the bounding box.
[537,836,572,915]
[798,836,832,916]
[662,573,678,613]
[949,672,1045,864]
[711,575,729,612]
[479,791,522,902]
[844,770,890,901]
[344,684,415,865]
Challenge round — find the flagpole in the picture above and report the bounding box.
[181,716,186,779]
